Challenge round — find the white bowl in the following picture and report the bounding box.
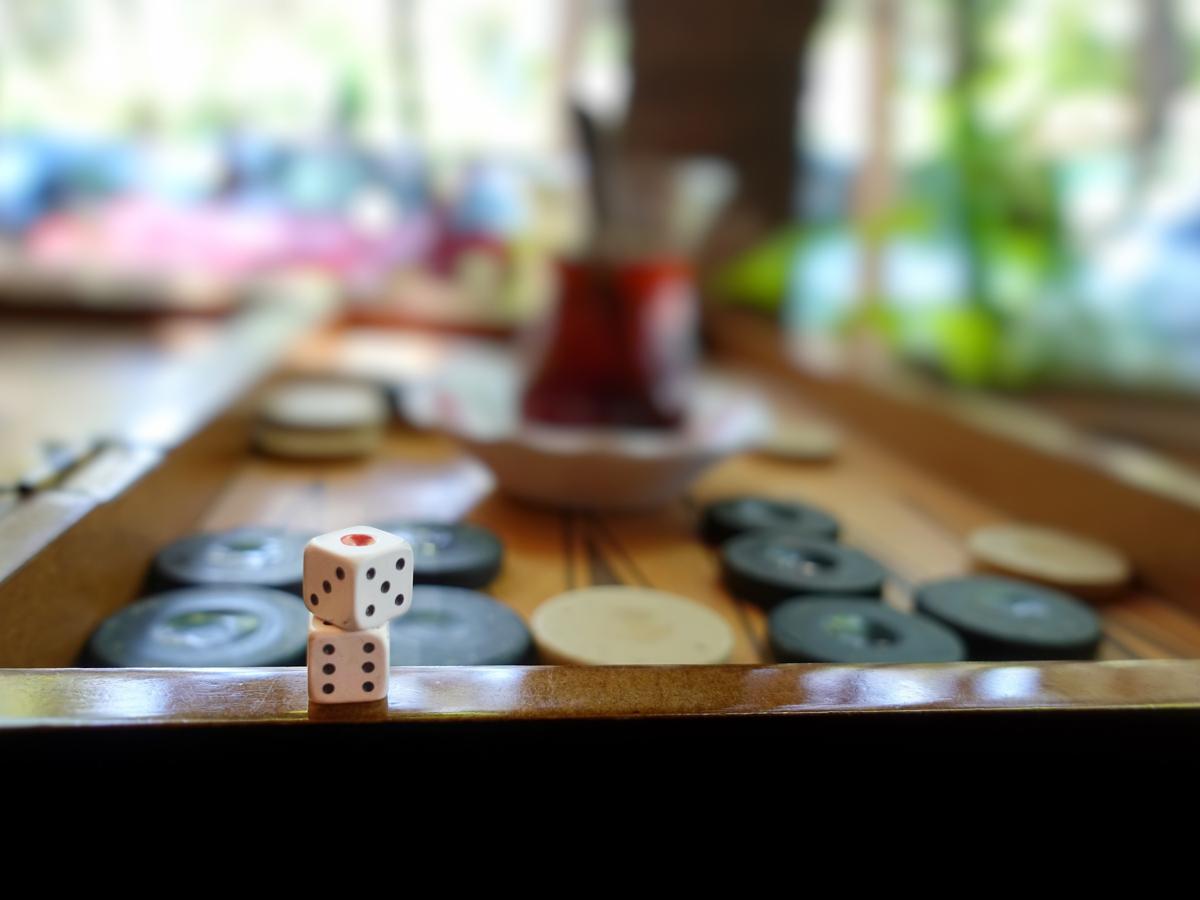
[404,356,768,511]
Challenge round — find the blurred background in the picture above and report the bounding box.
[3,0,1200,451]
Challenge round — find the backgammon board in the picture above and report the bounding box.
[2,310,1199,762]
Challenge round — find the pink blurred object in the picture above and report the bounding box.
[24,197,434,283]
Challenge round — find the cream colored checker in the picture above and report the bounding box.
[254,421,383,460]
[758,419,841,462]
[968,523,1131,596]
[258,380,387,432]
[531,586,734,665]
[255,380,387,459]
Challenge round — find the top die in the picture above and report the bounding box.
[303,526,414,631]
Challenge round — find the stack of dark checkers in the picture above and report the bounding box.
[702,497,885,608]
[721,532,887,607]
[768,599,965,664]
[150,527,308,595]
[915,575,1102,661]
[372,520,503,589]
[389,585,532,666]
[700,496,841,545]
[84,586,309,667]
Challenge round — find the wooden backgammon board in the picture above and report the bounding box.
[3,306,1199,765]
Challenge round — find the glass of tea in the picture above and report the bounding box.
[520,254,698,430]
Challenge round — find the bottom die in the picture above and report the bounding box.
[307,618,390,704]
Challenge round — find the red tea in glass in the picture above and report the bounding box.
[521,257,697,429]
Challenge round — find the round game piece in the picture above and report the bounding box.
[721,532,887,607]
[255,422,384,460]
[531,586,734,665]
[915,575,1103,661]
[388,585,532,666]
[152,527,308,594]
[768,599,966,664]
[254,379,387,460]
[967,523,1131,598]
[84,586,309,667]
[758,419,841,462]
[259,379,388,431]
[700,496,840,545]
[372,520,503,589]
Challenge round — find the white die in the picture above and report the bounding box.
[302,525,414,631]
[307,618,390,704]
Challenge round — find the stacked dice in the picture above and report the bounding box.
[303,526,414,704]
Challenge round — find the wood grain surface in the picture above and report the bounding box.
[186,360,1200,667]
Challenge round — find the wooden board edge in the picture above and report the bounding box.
[1,660,1198,729]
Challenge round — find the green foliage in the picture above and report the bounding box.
[710,226,807,312]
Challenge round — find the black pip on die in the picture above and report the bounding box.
[304,525,414,705]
